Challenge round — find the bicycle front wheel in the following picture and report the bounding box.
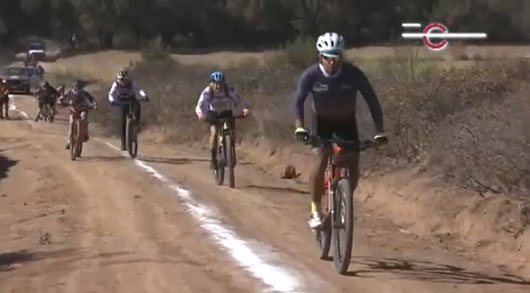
[332,178,354,274]
[214,141,225,185]
[126,117,138,158]
[70,121,79,160]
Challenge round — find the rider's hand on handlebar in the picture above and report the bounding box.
[242,108,250,117]
[295,127,309,142]
[374,133,388,146]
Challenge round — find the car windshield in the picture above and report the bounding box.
[29,42,45,50]
[2,67,28,76]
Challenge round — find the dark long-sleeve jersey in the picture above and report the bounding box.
[293,63,385,133]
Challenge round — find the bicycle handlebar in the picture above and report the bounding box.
[303,135,380,152]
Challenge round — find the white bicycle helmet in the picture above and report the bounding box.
[316,32,345,58]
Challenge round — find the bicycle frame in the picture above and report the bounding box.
[323,145,352,219]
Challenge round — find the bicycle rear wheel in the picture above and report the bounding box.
[126,117,138,158]
[332,178,354,274]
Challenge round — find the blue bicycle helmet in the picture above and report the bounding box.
[210,71,225,82]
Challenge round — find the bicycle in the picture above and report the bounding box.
[69,106,94,161]
[303,135,380,274]
[212,115,245,188]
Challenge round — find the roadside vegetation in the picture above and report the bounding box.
[43,38,529,200]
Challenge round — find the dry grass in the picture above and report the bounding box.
[45,45,530,198]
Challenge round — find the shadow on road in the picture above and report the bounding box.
[241,184,308,195]
[343,256,530,285]
[0,152,17,182]
[0,249,76,273]
[137,155,209,165]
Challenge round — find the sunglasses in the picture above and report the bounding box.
[321,55,341,62]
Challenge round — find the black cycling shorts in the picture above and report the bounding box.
[205,110,234,126]
[310,114,359,141]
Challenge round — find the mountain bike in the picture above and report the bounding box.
[212,115,245,188]
[114,97,148,159]
[304,135,379,274]
[69,106,94,160]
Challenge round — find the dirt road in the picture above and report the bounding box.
[1,95,529,292]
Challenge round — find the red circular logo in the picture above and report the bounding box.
[423,23,448,51]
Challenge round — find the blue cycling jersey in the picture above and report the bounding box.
[293,62,384,133]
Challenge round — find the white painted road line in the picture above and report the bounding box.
[9,99,305,292]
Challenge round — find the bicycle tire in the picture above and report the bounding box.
[75,120,84,158]
[332,178,354,274]
[126,117,138,158]
[214,133,225,185]
[70,121,83,160]
[225,134,235,188]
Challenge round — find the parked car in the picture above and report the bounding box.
[0,62,32,94]
[27,40,46,61]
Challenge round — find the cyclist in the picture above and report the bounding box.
[195,71,250,170]
[107,68,149,150]
[293,32,389,229]
[59,80,98,150]
[0,80,10,119]
[34,81,59,121]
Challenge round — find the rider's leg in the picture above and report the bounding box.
[205,111,219,169]
[335,114,360,194]
[50,102,57,117]
[66,113,73,149]
[209,125,218,169]
[120,105,128,150]
[308,146,331,228]
[80,111,89,141]
[35,101,43,121]
[307,115,333,228]
[228,114,237,166]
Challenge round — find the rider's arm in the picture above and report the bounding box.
[108,81,118,103]
[227,85,249,111]
[132,81,148,100]
[86,92,96,104]
[59,91,71,104]
[195,87,211,116]
[355,68,385,133]
[293,68,314,128]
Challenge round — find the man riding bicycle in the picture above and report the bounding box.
[293,32,389,229]
[34,81,59,121]
[59,80,98,149]
[107,68,149,150]
[195,71,250,170]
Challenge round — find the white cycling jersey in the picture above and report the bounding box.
[108,80,147,103]
[195,84,248,116]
